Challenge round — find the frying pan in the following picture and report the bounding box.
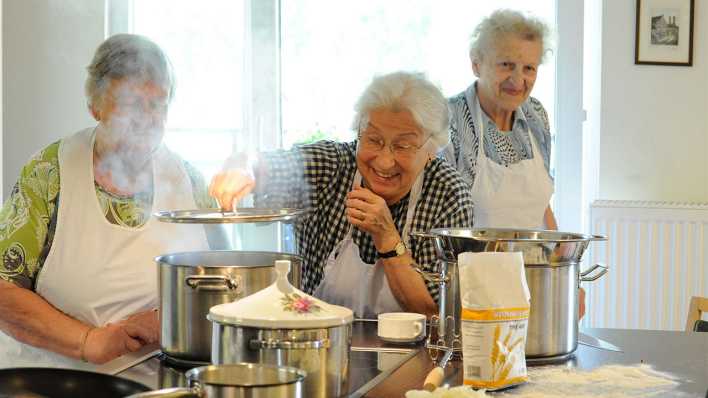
[0,367,150,398]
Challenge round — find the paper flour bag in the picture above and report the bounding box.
[458,252,530,390]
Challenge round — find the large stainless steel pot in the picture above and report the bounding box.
[157,250,302,362]
[127,363,305,398]
[413,228,608,361]
[210,324,351,398]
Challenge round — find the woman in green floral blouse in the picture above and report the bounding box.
[0,34,221,366]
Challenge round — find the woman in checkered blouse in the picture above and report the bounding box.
[210,72,473,317]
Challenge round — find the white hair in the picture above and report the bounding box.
[85,34,174,109]
[352,71,449,151]
[469,9,552,63]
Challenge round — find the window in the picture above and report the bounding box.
[118,0,564,248]
[281,1,556,149]
[123,0,557,165]
[130,0,245,179]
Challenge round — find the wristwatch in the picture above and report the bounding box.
[377,241,407,258]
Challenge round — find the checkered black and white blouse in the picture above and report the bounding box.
[255,140,474,301]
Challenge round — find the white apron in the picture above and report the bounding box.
[314,169,423,318]
[468,90,554,229]
[0,127,209,369]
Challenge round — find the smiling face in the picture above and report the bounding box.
[356,108,432,205]
[92,78,169,156]
[473,33,542,119]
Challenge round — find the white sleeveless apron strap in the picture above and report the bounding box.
[467,92,553,229]
[0,127,209,368]
[314,168,424,318]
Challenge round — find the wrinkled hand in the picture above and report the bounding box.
[82,316,158,364]
[346,187,400,251]
[208,154,256,211]
[120,309,159,344]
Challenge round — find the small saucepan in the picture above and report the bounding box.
[126,363,306,398]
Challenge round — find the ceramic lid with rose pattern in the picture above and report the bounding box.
[208,260,354,329]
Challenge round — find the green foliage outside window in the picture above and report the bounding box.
[293,128,330,145]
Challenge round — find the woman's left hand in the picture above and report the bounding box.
[346,187,400,251]
[119,309,159,344]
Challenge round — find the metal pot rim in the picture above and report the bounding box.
[185,363,306,387]
[154,208,306,224]
[428,227,607,243]
[155,250,303,267]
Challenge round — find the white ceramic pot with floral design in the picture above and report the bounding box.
[208,260,354,398]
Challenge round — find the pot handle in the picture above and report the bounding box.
[125,387,201,398]
[579,264,608,282]
[185,275,240,292]
[412,266,449,284]
[410,231,437,240]
[410,231,456,263]
[250,338,330,350]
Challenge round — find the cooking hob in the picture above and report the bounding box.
[148,348,415,397]
[121,320,419,397]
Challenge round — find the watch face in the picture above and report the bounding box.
[395,241,406,256]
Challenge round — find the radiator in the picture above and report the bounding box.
[582,200,708,331]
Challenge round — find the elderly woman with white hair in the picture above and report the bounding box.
[0,34,218,366]
[442,9,557,231]
[441,10,591,318]
[210,71,474,317]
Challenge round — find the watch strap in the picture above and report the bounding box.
[377,241,406,258]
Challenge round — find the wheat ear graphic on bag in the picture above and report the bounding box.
[491,325,523,381]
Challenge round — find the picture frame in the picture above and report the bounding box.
[635,0,695,66]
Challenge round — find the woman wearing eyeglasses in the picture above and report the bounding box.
[209,71,474,318]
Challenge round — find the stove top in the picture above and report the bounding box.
[138,348,414,397]
[119,320,420,397]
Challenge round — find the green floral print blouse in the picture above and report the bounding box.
[0,141,215,289]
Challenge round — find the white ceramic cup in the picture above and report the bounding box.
[377,312,426,340]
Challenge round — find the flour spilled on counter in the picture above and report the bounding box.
[406,386,489,398]
[406,364,686,398]
[516,364,683,397]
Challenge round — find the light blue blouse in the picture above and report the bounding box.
[440,83,553,189]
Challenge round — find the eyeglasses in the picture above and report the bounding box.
[358,132,430,158]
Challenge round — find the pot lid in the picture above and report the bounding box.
[154,208,305,224]
[209,260,353,329]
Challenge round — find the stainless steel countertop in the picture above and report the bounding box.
[118,323,707,397]
[364,328,708,397]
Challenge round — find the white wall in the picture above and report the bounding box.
[554,0,585,233]
[2,0,105,197]
[599,0,708,203]
[582,0,603,232]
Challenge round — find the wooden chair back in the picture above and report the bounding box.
[685,296,708,332]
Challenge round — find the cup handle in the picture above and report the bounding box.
[415,321,423,336]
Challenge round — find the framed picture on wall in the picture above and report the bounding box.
[635,0,695,66]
